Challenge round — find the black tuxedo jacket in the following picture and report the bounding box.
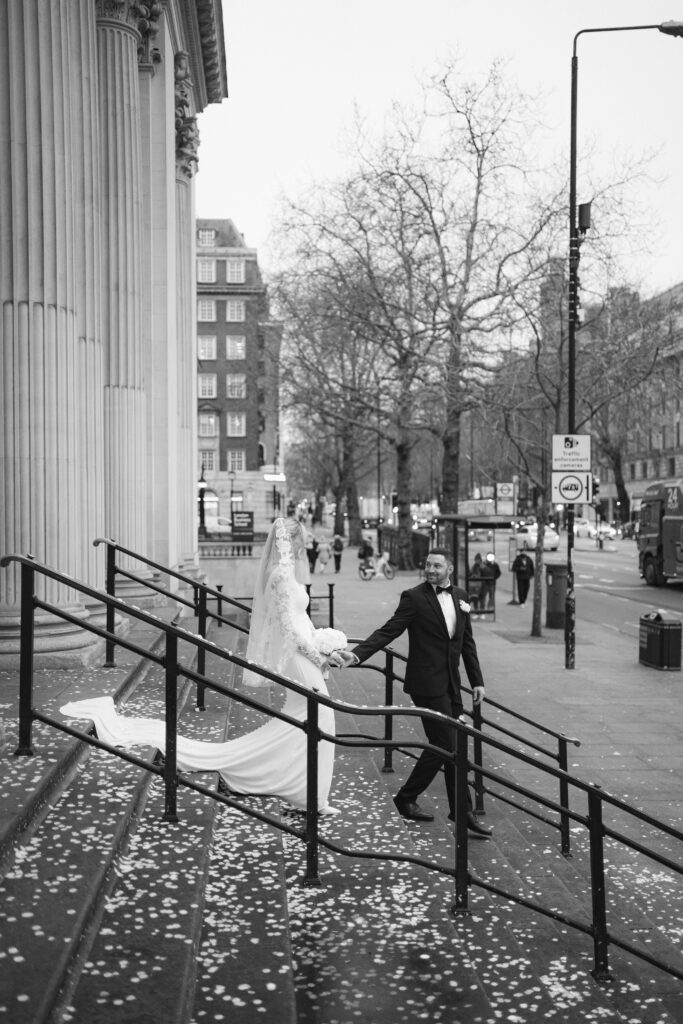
[351,580,485,698]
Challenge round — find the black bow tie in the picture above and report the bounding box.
[436,585,453,594]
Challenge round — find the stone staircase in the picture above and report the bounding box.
[1,611,683,1024]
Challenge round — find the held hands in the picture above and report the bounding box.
[325,650,357,670]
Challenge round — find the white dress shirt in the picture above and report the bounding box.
[433,583,456,638]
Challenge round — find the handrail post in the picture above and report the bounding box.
[104,541,117,667]
[452,723,470,916]
[588,785,611,982]
[381,650,394,773]
[15,560,36,756]
[472,700,485,814]
[327,582,334,627]
[196,588,207,711]
[216,584,223,625]
[305,583,312,619]
[303,696,322,886]
[558,736,572,857]
[163,631,179,822]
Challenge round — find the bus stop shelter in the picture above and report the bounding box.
[431,514,517,620]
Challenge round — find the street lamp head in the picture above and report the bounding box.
[659,20,683,36]
[199,464,206,488]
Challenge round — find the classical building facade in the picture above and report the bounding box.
[195,219,283,535]
[0,1,228,662]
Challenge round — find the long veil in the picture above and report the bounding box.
[243,517,311,686]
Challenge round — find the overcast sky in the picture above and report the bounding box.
[195,0,683,297]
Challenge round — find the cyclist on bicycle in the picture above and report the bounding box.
[358,536,374,572]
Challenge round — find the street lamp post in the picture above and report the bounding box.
[228,468,236,528]
[565,19,683,671]
[198,465,207,540]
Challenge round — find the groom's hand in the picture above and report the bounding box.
[338,651,358,669]
[472,685,485,705]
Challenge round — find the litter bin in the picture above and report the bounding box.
[545,563,568,629]
[639,613,682,671]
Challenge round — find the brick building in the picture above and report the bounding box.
[196,219,283,534]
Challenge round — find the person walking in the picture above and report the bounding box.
[342,546,492,838]
[332,534,344,573]
[511,550,534,607]
[305,532,319,573]
[317,537,332,573]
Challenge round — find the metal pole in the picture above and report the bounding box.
[327,582,334,628]
[16,560,36,756]
[588,786,611,982]
[558,737,572,857]
[303,697,322,886]
[105,541,117,667]
[452,724,470,916]
[163,631,179,823]
[381,650,394,773]
[565,48,578,671]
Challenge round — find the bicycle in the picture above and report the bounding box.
[358,553,396,581]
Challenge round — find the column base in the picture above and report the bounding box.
[0,605,101,669]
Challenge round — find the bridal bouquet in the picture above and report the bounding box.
[314,627,348,656]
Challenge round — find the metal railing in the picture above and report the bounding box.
[3,551,683,986]
[348,643,580,857]
[93,538,335,706]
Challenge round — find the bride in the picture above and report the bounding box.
[60,517,347,815]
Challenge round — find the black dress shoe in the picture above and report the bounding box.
[394,796,434,822]
[467,811,492,837]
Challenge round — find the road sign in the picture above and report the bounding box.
[551,471,593,504]
[552,434,591,472]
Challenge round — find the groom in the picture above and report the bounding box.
[344,546,492,837]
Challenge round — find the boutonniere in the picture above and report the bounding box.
[459,600,471,614]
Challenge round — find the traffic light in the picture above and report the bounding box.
[592,475,600,499]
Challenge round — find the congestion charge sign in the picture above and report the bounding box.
[551,471,593,504]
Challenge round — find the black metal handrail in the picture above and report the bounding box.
[346,640,581,856]
[3,551,683,986]
[92,538,335,709]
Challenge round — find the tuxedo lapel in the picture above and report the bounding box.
[422,581,452,637]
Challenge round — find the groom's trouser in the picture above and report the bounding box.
[397,685,470,819]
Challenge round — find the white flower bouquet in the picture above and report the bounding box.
[314,627,348,655]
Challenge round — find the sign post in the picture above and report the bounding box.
[552,434,591,670]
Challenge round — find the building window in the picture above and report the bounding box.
[200,450,217,472]
[226,259,246,283]
[227,413,246,437]
[228,449,245,472]
[226,300,246,322]
[630,463,636,481]
[198,229,215,246]
[258,442,265,467]
[199,413,218,436]
[197,259,216,283]
[226,335,246,360]
[198,299,216,322]
[642,461,648,479]
[669,457,676,477]
[198,374,217,398]
[226,373,247,398]
[198,335,217,360]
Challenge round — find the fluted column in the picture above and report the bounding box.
[175,53,200,567]
[96,0,147,561]
[0,0,103,662]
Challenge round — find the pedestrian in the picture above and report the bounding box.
[469,553,484,612]
[317,538,332,572]
[511,550,534,606]
[305,533,319,573]
[341,546,492,838]
[332,534,344,573]
[483,552,501,610]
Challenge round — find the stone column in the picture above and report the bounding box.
[0,0,103,663]
[96,0,147,565]
[175,52,200,570]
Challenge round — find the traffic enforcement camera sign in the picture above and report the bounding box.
[552,434,591,471]
[551,471,593,504]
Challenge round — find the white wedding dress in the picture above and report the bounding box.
[61,579,337,813]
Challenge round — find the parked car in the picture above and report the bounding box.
[574,518,617,540]
[203,515,231,536]
[515,523,560,551]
